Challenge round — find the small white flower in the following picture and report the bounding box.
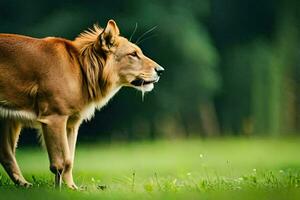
[199,154,203,158]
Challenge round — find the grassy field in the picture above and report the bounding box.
[0,137,300,199]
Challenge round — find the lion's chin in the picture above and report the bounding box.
[134,83,154,92]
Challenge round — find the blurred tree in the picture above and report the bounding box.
[129,0,221,137]
[1,0,300,143]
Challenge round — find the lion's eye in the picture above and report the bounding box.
[128,51,138,58]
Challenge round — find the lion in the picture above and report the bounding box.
[0,19,164,189]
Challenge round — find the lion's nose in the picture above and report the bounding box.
[155,66,164,76]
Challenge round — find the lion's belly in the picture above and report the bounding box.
[0,106,40,128]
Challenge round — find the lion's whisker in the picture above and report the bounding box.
[135,26,157,44]
[136,34,158,45]
[129,22,138,42]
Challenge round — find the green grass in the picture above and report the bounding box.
[0,138,300,199]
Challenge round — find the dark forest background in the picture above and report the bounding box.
[1,0,300,144]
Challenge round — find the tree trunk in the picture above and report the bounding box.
[199,101,220,136]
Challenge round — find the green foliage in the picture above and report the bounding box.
[0,0,300,138]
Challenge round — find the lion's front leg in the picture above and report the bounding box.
[40,115,71,189]
[62,119,81,190]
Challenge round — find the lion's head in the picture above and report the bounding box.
[75,20,164,100]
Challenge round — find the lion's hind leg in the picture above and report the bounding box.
[0,119,31,187]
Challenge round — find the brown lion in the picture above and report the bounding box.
[0,19,164,189]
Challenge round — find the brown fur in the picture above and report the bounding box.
[0,20,163,189]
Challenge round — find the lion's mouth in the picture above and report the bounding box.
[130,78,158,87]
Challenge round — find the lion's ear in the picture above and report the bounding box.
[99,20,120,52]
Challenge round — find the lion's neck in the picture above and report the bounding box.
[81,84,121,121]
[73,36,122,119]
[95,84,121,110]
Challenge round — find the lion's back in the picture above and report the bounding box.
[0,34,83,113]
